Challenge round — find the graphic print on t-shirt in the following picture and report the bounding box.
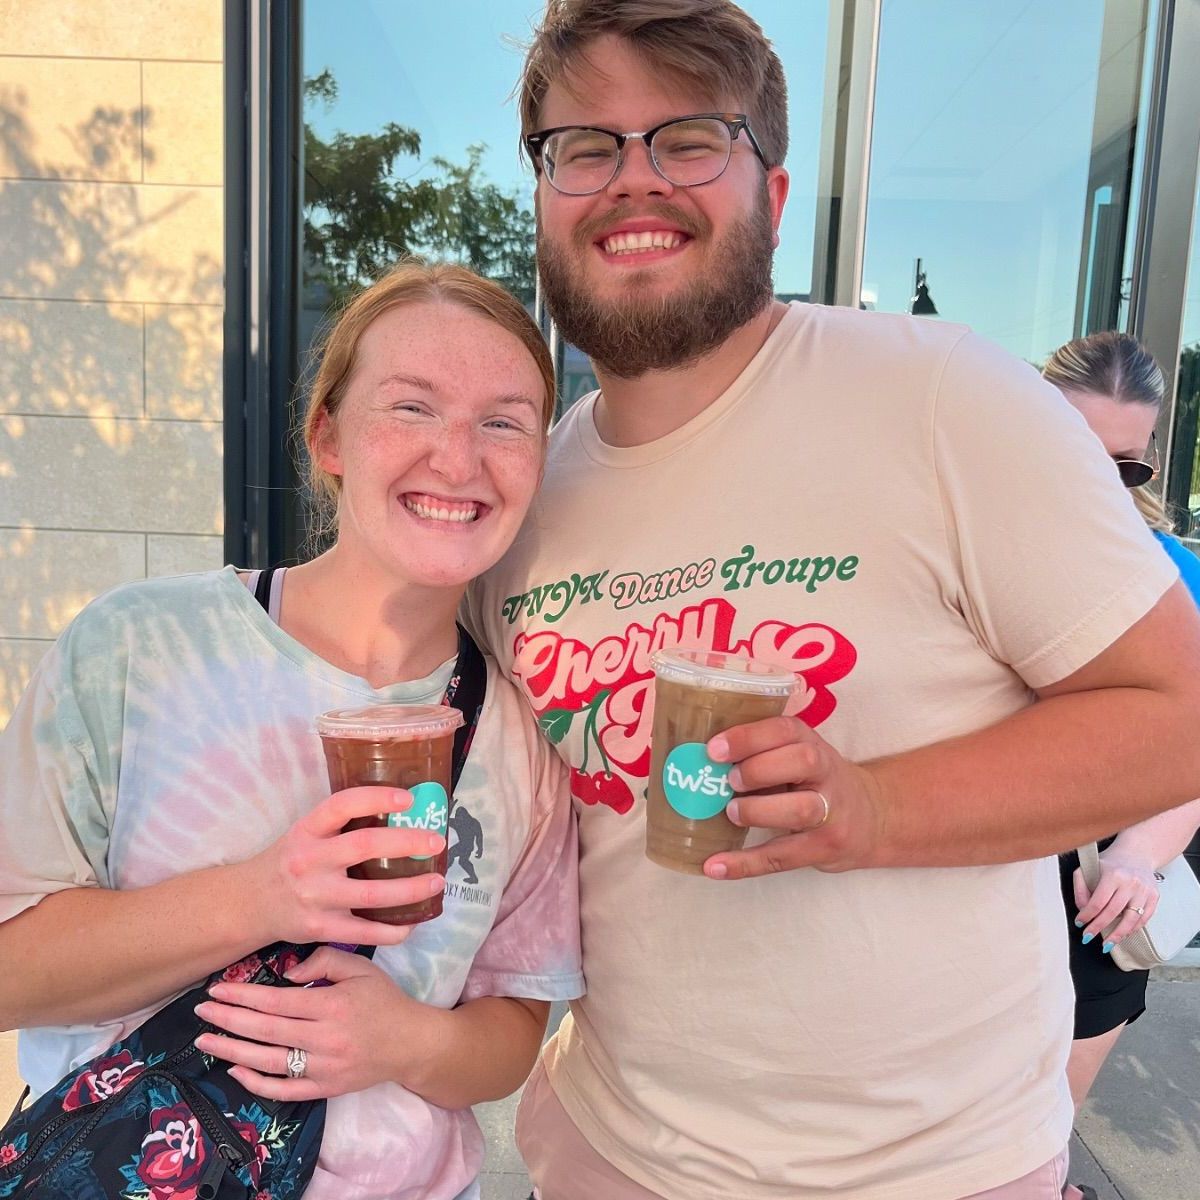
[446,804,484,884]
[501,543,860,813]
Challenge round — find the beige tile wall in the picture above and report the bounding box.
[0,1,225,725]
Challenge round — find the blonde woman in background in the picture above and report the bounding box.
[1044,331,1200,1200]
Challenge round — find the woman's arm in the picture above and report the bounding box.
[399,995,549,1108]
[1104,795,1200,868]
[0,861,274,1031]
[196,947,550,1108]
[0,787,444,1031]
[1072,796,1200,947]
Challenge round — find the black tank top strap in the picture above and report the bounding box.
[253,566,280,611]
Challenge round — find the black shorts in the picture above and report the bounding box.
[1059,849,1149,1039]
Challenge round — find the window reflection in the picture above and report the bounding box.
[863,0,1156,365]
[300,0,542,363]
[298,2,824,419]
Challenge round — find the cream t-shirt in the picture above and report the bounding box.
[466,303,1178,1199]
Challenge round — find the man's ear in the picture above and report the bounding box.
[311,407,343,477]
[767,165,790,249]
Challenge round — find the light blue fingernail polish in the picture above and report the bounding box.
[1081,933,1094,945]
[1073,918,1084,928]
[1102,941,1114,954]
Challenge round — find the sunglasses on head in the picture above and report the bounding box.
[1113,431,1160,489]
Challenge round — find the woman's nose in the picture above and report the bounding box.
[427,424,481,484]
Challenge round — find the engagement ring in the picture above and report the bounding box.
[286,1046,308,1079]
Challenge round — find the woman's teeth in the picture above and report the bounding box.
[405,498,479,523]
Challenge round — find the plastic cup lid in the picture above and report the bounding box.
[649,648,797,696]
[316,703,464,740]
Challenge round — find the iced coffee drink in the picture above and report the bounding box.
[317,704,463,924]
[647,649,796,875]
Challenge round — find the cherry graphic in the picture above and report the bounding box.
[591,771,634,815]
[570,767,598,805]
[557,690,637,816]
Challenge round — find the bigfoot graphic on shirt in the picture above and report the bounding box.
[447,805,484,884]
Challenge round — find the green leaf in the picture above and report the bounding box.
[538,708,576,745]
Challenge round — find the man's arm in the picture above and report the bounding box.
[705,581,1200,877]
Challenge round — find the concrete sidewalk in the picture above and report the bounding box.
[4,983,1197,1199]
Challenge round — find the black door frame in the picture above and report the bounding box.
[223,0,305,568]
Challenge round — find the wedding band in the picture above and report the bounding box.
[808,791,831,830]
[285,1047,308,1079]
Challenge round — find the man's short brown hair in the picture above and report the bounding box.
[519,0,788,167]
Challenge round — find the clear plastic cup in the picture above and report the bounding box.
[317,704,463,924]
[646,649,796,875]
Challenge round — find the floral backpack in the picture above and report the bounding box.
[0,623,487,1199]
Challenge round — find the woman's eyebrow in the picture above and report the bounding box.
[378,372,436,392]
[495,393,540,411]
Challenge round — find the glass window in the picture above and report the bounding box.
[298,1,826,419]
[300,1,542,358]
[1170,182,1200,543]
[862,0,1157,366]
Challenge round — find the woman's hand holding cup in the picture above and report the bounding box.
[251,786,445,946]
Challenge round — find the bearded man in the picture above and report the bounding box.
[466,3,1200,1197]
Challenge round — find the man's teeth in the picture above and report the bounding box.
[405,499,479,523]
[602,230,685,255]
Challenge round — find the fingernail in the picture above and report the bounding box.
[1081,933,1094,945]
[393,788,412,809]
[726,799,741,825]
[707,862,728,879]
[193,1002,210,1017]
[709,737,729,761]
[1103,941,1114,954]
[728,767,743,791]
[1073,918,1084,928]
[427,874,445,895]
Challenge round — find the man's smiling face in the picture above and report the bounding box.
[532,35,789,378]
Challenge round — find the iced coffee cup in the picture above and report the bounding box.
[317,704,463,925]
[646,649,796,875]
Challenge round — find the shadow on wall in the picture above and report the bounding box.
[0,88,224,716]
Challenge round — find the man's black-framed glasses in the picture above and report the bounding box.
[1114,431,1160,488]
[523,113,768,196]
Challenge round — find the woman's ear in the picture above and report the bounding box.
[311,407,343,477]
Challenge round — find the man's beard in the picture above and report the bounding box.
[536,191,776,379]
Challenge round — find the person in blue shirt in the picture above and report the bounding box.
[1043,332,1200,1198]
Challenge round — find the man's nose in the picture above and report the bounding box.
[604,136,675,202]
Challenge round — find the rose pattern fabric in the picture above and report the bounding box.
[220,954,263,984]
[0,942,326,1199]
[62,1048,147,1111]
[136,1102,207,1199]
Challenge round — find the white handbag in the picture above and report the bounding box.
[1077,841,1200,971]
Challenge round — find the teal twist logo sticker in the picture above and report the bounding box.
[389,781,448,860]
[662,742,735,820]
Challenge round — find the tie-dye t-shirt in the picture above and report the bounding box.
[0,566,583,1200]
